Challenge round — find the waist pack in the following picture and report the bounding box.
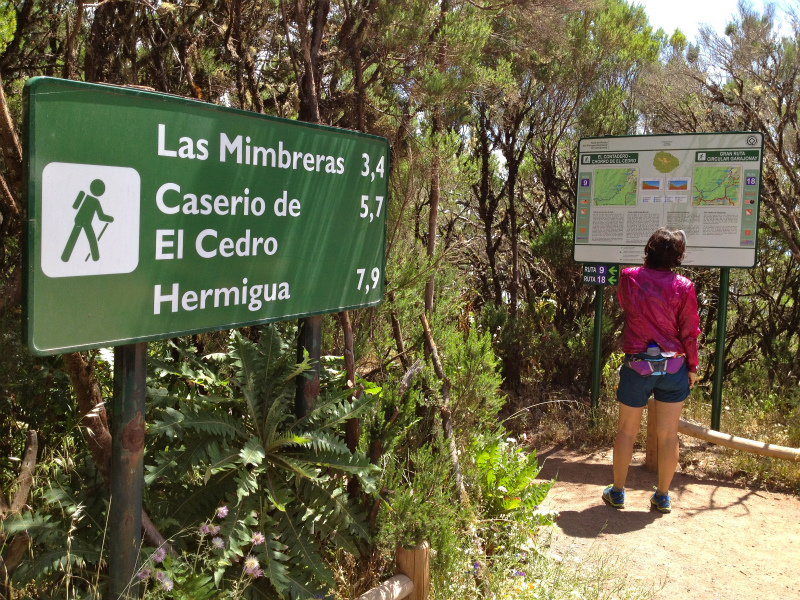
[623,355,684,377]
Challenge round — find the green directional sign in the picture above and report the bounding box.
[582,264,619,286]
[23,77,389,355]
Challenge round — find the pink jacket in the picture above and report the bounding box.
[617,266,701,373]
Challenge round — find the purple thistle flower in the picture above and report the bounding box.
[243,555,262,578]
[216,505,229,519]
[154,570,167,582]
[136,568,151,580]
[209,525,220,535]
[152,547,166,563]
[211,536,224,549]
[251,532,266,546]
[161,577,174,591]
[199,523,211,535]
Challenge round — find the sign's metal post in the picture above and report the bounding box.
[590,286,605,412]
[711,268,730,431]
[109,342,147,599]
[296,316,322,417]
[583,263,617,417]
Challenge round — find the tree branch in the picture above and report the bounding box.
[0,72,22,226]
[419,313,467,506]
[1,531,30,577]
[9,431,37,514]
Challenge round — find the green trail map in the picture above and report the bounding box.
[593,167,638,206]
[693,166,741,207]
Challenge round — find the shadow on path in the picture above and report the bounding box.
[556,504,662,538]
[536,446,771,531]
[531,446,800,600]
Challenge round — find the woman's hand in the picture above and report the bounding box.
[688,372,696,389]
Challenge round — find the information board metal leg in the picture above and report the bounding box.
[711,268,730,431]
[109,342,147,599]
[296,316,322,417]
[590,287,604,412]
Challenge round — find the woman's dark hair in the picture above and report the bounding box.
[644,227,686,269]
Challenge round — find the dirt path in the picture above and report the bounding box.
[535,447,800,600]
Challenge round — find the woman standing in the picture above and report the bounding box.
[602,228,700,513]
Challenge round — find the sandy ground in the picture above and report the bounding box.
[535,447,800,600]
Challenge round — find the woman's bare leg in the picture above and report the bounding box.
[654,400,684,494]
[613,403,645,489]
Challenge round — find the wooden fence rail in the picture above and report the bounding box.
[356,542,429,600]
[644,398,800,471]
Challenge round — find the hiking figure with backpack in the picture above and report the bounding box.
[60,178,114,263]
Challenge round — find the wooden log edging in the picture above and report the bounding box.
[356,542,430,600]
[355,575,413,600]
[677,419,800,462]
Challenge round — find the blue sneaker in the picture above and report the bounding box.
[602,485,625,509]
[650,490,671,513]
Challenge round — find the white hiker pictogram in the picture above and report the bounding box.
[41,162,140,278]
[60,178,115,263]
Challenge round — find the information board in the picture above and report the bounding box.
[24,77,389,355]
[573,132,763,268]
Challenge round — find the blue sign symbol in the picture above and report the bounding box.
[746,176,756,185]
[598,265,606,274]
[597,275,606,284]
[581,178,590,187]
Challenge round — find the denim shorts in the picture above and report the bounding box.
[617,354,690,408]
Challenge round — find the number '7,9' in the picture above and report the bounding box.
[356,267,380,292]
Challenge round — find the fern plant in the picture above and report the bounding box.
[145,326,379,599]
[471,434,552,518]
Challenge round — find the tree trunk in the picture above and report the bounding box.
[84,0,137,85]
[424,108,442,316]
[387,292,410,371]
[419,313,467,506]
[503,148,522,389]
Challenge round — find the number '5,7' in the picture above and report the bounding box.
[360,195,383,220]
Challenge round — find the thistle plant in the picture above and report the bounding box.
[145,326,379,598]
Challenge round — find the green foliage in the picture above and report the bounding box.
[0,1,16,54]
[6,0,800,597]
[374,436,474,597]
[470,434,553,518]
[441,323,506,435]
[466,433,557,598]
[5,456,109,599]
[144,326,380,598]
[8,326,378,599]
[138,517,268,599]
